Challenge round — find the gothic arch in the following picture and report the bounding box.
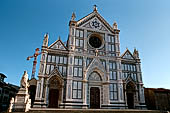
[46,68,64,108]
[126,81,136,91]
[125,81,136,109]
[88,71,102,82]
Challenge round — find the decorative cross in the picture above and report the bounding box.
[57,42,61,49]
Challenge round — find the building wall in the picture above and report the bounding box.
[33,8,146,109]
[0,77,19,112]
[145,88,170,111]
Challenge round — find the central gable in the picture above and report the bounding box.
[77,11,114,33]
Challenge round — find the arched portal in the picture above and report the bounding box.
[48,75,62,108]
[126,81,136,109]
[88,72,102,109]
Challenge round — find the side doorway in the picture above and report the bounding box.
[48,76,63,108]
[126,82,136,109]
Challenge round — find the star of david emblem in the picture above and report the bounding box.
[91,19,100,28]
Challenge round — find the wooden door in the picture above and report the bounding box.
[127,93,134,109]
[90,87,100,109]
[49,89,59,108]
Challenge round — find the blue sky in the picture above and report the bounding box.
[0,0,170,89]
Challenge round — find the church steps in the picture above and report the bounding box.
[9,109,162,113]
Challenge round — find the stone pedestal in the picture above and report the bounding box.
[9,88,31,112]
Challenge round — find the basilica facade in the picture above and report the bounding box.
[33,6,146,109]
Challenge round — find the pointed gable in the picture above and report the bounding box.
[48,39,67,50]
[87,58,106,74]
[121,49,135,60]
[76,11,114,33]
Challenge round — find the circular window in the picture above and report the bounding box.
[89,36,102,48]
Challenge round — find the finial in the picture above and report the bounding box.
[93,5,97,12]
[113,21,118,29]
[71,12,76,20]
[133,47,139,58]
[58,36,61,40]
[43,33,49,47]
[44,32,48,38]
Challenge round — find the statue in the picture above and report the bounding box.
[20,71,29,89]
[8,97,14,112]
[9,71,31,112]
[43,33,48,47]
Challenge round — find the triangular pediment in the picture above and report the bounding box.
[49,67,64,78]
[86,58,107,82]
[48,39,67,50]
[77,11,114,33]
[121,49,135,60]
[125,76,136,86]
[87,58,105,71]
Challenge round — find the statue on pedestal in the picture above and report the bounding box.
[9,71,31,112]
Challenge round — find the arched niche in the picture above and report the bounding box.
[126,81,136,109]
[88,71,102,82]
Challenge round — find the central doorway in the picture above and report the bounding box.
[49,89,59,108]
[90,87,100,109]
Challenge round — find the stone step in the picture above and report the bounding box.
[8,108,162,113]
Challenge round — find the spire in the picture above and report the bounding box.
[113,21,118,29]
[71,12,76,21]
[133,48,139,58]
[43,33,48,47]
[93,5,98,12]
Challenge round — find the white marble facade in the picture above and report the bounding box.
[33,6,146,109]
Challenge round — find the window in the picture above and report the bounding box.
[56,56,59,64]
[110,83,118,100]
[131,73,137,81]
[109,61,117,80]
[50,65,54,72]
[89,35,102,48]
[108,44,115,52]
[55,55,68,64]
[108,35,115,43]
[109,61,116,70]
[75,29,84,48]
[47,55,51,62]
[75,39,83,47]
[60,56,63,64]
[46,65,50,74]
[74,57,83,66]
[76,29,84,38]
[109,71,117,80]
[52,56,55,62]
[74,57,83,77]
[122,63,136,72]
[58,65,67,76]
[72,81,82,99]
[73,67,82,77]
[63,56,67,64]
